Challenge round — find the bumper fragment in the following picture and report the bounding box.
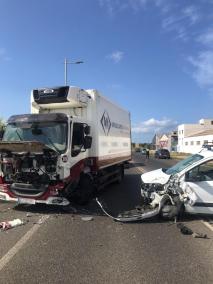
[0,192,69,206]
[96,195,172,222]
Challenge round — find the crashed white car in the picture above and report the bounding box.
[97,148,213,222]
[141,148,213,219]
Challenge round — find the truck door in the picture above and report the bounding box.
[69,122,90,166]
[185,159,213,214]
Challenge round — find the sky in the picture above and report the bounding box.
[0,0,213,143]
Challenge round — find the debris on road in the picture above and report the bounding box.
[177,223,193,235]
[177,223,208,239]
[0,218,26,231]
[192,232,207,238]
[33,216,48,225]
[96,196,171,222]
[81,216,93,221]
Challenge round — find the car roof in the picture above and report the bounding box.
[198,149,213,158]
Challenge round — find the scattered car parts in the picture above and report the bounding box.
[0,218,25,231]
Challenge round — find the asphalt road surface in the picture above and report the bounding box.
[0,153,212,284]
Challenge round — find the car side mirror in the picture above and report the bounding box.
[84,136,92,149]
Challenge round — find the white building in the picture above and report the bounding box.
[177,119,213,153]
[183,130,213,153]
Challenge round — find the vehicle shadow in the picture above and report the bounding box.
[13,200,208,225]
[127,162,145,168]
[12,171,209,225]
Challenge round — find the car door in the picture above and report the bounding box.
[184,159,213,214]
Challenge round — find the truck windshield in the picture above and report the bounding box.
[3,121,67,153]
[165,154,204,175]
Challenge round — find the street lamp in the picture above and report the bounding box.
[64,58,84,86]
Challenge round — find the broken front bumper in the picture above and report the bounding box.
[96,194,173,222]
[0,191,70,206]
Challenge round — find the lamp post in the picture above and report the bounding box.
[64,58,84,86]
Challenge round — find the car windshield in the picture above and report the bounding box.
[3,121,67,153]
[165,154,204,175]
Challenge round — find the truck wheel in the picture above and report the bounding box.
[74,174,95,205]
[116,165,124,184]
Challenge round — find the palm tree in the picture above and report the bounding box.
[0,118,5,139]
[0,117,5,130]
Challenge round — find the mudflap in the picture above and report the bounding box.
[96,195,172,222]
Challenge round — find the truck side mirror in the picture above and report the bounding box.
[84,125,90,135]
[0,130,4,140]
[84,136,92,149]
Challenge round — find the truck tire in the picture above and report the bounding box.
[73,174,95,205]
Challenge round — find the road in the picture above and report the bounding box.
[0,153,212,283]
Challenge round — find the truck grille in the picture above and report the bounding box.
[10,183,48,197]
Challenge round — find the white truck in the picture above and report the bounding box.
[0,86,131,205]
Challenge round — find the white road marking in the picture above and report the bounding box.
[0,215,49,272]
[135,167,144,174]
[201,220,213,232]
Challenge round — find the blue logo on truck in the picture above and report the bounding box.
[101,111,111,135]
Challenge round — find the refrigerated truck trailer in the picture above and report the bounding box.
[0,86,131,205]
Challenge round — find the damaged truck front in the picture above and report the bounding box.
[141,149,213,219]
[0,113,70,205]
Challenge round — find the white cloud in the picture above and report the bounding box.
[188,51,213,87]
[161,5,200,40]
[182,5,200,25]
[197,29,213,46]
[107,51,124,63]
[132,118,177,134]
[98,0,163,15]
[102,1,197,40]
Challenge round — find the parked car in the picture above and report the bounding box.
[155,149,170,159]
[135,148,141,152]
[141,148,147,155]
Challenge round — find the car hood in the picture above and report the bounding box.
[141,168,171,185]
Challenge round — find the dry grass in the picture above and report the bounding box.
[170,152,190,160]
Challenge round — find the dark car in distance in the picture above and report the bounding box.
[154,149,170,159]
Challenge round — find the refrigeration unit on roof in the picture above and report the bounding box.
[31,86,90,110]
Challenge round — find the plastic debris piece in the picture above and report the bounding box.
[192,232,207,239]
[177,223,193,235]
[0,219,25,231]
[177,223,208,239]
[36,219,43,225]
[81,216,93,221]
